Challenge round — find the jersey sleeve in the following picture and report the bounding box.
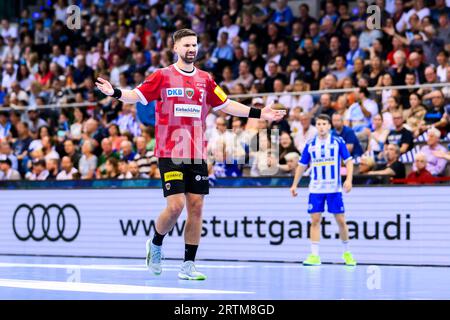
[299,143,311,166]
[133,70,163,105]
[338,138,352,163]
[206,75,230,111]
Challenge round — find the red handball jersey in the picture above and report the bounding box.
[134,64,230,160]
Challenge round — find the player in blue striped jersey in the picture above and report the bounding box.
[290,114,357,266]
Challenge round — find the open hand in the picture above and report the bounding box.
[261,102,287,122]
[95,77,114,96]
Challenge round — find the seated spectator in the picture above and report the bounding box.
[234,60,254,90]
[292,112,318,153]
[45,158,59,179]
[415,128,448,176]
[332,113,364,158]
[0,141,18,171]
[382,96,402,130]
[108,123,124,152]
[311,93,335,119]
[367,144,406,179]
[331,55,351,85]
[404,93,426,137]
[63,139,81,169]
[26,158,49,180]
[405,153,438,184]
[279,131,300,166]
[0,156,21,180]
[266,79,291,110]
[358,155,375,174]
[279,151,299,176]
[79,139,97,179]
[366,113,390,162]
[345,86,379,134]
[129,160,150,179]
[386,111,414,154]
[289,79,314,112]
[134,136,157,177]
[56,156,78,180]
[119,140,136,162]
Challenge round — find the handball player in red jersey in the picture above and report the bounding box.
[96,29,285,280]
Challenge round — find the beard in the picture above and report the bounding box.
[180,52,197,64]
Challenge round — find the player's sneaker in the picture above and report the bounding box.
[342,251,357,266]
[178,261,207,280]
[303,254,321,266]
[145,239,163,275]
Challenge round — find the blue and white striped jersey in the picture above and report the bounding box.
[299,134,352,194]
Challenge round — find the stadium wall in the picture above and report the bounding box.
[0,186,449,266]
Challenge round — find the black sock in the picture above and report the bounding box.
[152,231,165,246]
[184,244,198,262]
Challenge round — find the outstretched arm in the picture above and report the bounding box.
[95,77,141,104]
[221,100,286,122]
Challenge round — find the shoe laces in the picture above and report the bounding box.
[184,261,196,274]
[151,246,162,264]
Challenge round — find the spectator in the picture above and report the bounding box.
[404,92,426,137]
[367,113,390,162]
[217,15,240,45]
[266,79,291,110]
[405,153,438,184]
[234,60,254,90]
[134,136,157,177]
[96,137,120,177]
[26,158,49,180]
[332,113,364,158]
[128,160,150,179]
[415,128,448,176]
[367,144,406,179]
[279,151,300,176]
[345,86,379,134]
[345,35,366,71]
[0,156,21,180]
[278,131,300,167]
[45,158,59,179]
[79,139,97,179]
[0,141,18,170]
[119,140,136,162]
[105,157,121,179]
[358,155,376,174]
[56,156,78,180]
[311,93,335,119]
[386,111,414,154]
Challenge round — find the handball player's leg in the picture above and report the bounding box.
[178,193,206,280]
[334,214,356,266]
[146,194,185,275]
[303,213,322,266]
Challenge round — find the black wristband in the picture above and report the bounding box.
[112,88,122,99]
[249,107,262,119]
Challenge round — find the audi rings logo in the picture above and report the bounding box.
[13,204,81,242]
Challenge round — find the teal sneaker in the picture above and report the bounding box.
[145,239,163,275]
[303,254,321,266]
[178,261,207,280]
[342,251,357,266]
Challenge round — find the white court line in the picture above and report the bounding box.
[0,262,251,271]
[0,278,253,295]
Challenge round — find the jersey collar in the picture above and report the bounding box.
[173,64,197,77]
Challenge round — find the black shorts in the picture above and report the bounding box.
[158,158,209,197]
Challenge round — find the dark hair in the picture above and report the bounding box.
[317,114,331,124]
[359,86,370,98]
[172,28,197,43]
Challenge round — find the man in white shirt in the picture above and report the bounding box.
[1,63,17,92]
[293,112,318,153]
[217,14,240,45]
[266,79,291,110]
[56,156,79,180]
[345,87,379,133]
[0,19,18,39]
[26,159,49,181]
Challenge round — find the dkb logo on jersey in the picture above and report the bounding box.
[166,88,184,97]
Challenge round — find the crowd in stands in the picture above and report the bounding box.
[0,0,449,184]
